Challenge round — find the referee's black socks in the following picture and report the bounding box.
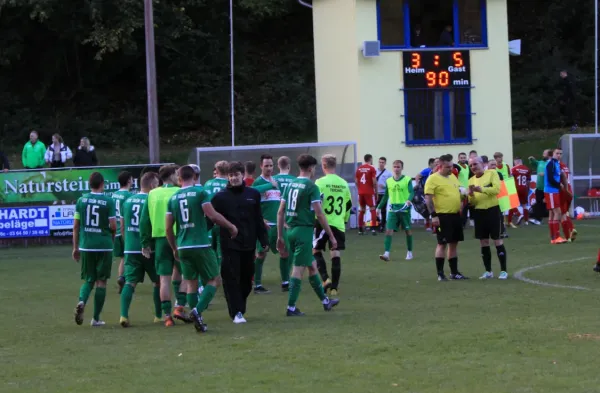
[331,257,341,289]
[481,246,492,272]
[448,257,458,275]
[435,257,445,275]
[314,252,329,282]
[496,244,507,272]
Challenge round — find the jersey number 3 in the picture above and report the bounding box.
[324,196,344,215]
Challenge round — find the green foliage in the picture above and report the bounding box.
[0,0,593,153]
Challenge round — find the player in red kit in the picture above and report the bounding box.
[508,158,531,227]
[559,161,577,242]
[356,154,378,235]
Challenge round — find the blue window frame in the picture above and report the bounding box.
[377,0,488,50]
[403,88,472,145]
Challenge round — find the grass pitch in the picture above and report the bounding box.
[1,223,600,393]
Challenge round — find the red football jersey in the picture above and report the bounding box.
[434,165,459,178]
[244,177,255,186]
[355,164,376,194]
[511,164,531,190]
[560,162,572,192]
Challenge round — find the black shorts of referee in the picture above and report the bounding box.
[435,213,464,245]
[313,222,346,251]
[472,205,502,240]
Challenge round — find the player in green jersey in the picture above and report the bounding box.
[72,172,117,326]
[113,171,133,294]
[166,165,238,333]
[119,172,162,327]
[140,164,188,327]
[273,156,296,290]
[204,160,229,265]
[376,160,415,262]
[252,154,285,294]
[277,154,340,316]
[313,154,352,296]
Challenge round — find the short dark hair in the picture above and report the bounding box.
[141,172,159,189]
[428,158,435,165]
[459,152,467,156]
[553,148,562,154]
[364,154,373,163]
[89,172,104,189]
[244,161,256,174]
[178,165,195,181]
[118,171,132,187]
[379,157,387,162]
[481,155,489,163]
[439,154,453,163]
[260,154,273,164]
[229,161,245,175]
[469,150,477,155]
[158,164,179,182]
[297,154,318,170]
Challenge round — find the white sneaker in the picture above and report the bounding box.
[379,253,390,262]
[406,251,413,260]
[479,271,494,279]
[233,312,247,324]
[498,271,509,280]
[90,319,106,327]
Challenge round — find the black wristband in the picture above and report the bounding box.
[431,212,438,218]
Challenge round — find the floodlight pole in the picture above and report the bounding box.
[144,0,160,163]
[230,0,235,146]
[595,0,598,133]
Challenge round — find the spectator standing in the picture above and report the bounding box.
[22,130,46,169]
[73,137,98,167]
[0,149,9,172]
[528,150,551,225]
[376,157,393,232]
[45,134,73,168]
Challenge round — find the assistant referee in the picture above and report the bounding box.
[467,157,508,280]
[424,154,468,281]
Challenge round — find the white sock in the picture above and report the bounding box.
[282,281,289,285]
[383,251,390,257]
[322,298,330,305]
[287,306,296,311]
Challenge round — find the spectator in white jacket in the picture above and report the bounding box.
[45,134,73,168]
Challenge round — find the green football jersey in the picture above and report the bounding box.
[122,193,147,253]
[282,177,321,227]
[274,173,296,200]
[203,177,229,200]
[315,174,351,232]
[112,189,132,237]
[167,186,212,249]
[74,192,116,251]
[252,176,281,225]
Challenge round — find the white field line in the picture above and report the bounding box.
[513,257,592,290]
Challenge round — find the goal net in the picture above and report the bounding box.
[560,133,600,218]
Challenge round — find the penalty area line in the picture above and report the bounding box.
[513,257,591,291]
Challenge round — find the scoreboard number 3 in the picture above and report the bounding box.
[405,51,470,89]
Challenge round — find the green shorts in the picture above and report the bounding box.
[124,253,158,284]
[178,247,219,283]
[288,226,314,267]
[257,225,284,254]
[80,251,112,283]
[154,237,181,276]
[386,211,412,231]
[113,236,124,258]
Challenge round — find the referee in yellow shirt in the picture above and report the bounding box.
[467,157,508,280]
[424,154,468,281]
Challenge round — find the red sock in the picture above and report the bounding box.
[548,221,555,240]
[561,220,571,240]
[553,221,561,239]
[523,209,529,222]
[358,210,365,229]
[508,209,514,223]
[566,216,574,233]
[370,210,378,228]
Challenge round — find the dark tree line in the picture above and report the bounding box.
[0,0,595,149]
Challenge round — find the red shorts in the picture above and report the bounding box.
[560,191,573,214]
[544,192,561,210]
[517,188,529,206]
[358,194,377,209]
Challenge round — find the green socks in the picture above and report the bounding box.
[384,235,392,252]
[287,277,302,307]
[172,280,187,306]
[78,282,93,303]
[186,293,199,312]
[93,287,106,321]
[309,274,326,301]
[279,257,290,282]
[161,300,172,316]
[153,286,162,318]
[407,235,413,252]
[196,285,216,313]
[254,257,265,286]
[120,284,135,319]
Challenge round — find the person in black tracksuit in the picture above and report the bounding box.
[211,161,268,322]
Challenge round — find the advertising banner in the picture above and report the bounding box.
[0,164,164,205]
[0,206,50,238]
[49,205,76,237]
